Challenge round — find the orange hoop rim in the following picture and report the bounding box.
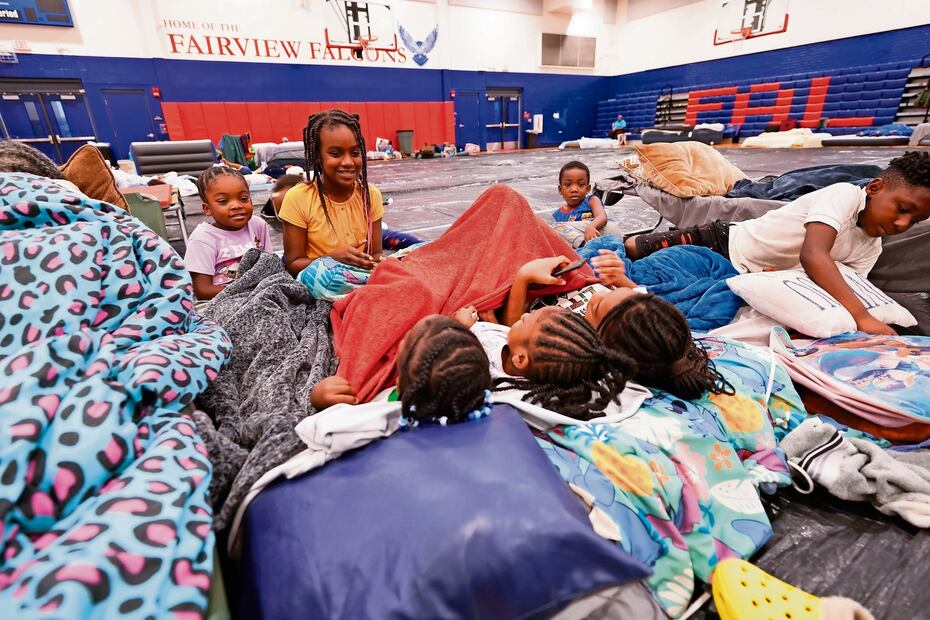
[357,35,379,49]
[729,26,753,39]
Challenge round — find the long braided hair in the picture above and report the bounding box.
[397,316,491,424]
[302,109,373,253]
[597,293,733,400]
[494,309,636,421]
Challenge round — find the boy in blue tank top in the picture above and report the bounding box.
[552,160,620,247]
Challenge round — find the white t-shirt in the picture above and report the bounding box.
[469,321,512,380]
[727,183,882,275]
[469,321,652,427]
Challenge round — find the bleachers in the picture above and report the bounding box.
[594,60,916,139]
[595,90,661,140]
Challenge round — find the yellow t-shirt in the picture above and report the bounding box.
[279,182,384,260]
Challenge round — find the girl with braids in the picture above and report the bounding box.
[311,315,492,425]
[280,109,384,276]
[453,305,649,422]
[593,291,733,401]
[184,165,270,300]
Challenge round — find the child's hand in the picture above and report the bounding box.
[855,314,897,337]
[517,256,569,286]
[453,306,479,327]
[331,240,375,269]
[310,376,358,410]
[478,309,499,324]
[591,249,637,288]
[584,223,601,242]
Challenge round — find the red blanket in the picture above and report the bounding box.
[332,184,597,402]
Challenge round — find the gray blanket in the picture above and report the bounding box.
[193,249,335,530]
[781,417,930,528]
[628,174,785,228]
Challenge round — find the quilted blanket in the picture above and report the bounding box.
[535,337,806,618]
[0,174,231,617]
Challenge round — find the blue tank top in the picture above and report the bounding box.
[552,195,594,223]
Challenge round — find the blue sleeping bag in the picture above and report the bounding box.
[580,237,741,331]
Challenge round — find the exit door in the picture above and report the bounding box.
[453,90,481,148]
[0,80,98,163]
[101,89,158,159]
[484,89,522,151]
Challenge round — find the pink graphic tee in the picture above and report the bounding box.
[183,218,271,286]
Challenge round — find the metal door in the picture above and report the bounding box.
[483,89,522,151]
[43,93,97,161]
[453,91,480,147]
[0,80,98,163]
[101,89,157,159]
[0,93,58,161]
[502,95,521,150]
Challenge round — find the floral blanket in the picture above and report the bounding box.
[535,337,806,617]
[0,174,230,618]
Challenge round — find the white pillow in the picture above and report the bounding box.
[726,264,917,338]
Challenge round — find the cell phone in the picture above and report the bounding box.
[551,259,586,278]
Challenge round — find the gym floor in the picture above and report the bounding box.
[177,145,915,254]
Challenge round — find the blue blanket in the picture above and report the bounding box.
[580,238,741,331]
[726,164,882,201]
[0,174,231,617]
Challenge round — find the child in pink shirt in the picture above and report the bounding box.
[184,166,270,300]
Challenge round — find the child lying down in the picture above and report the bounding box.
[311,311,648,424]
[477,255,734,402]
[313,249,734,424]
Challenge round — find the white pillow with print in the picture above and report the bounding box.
[726,264,916,338]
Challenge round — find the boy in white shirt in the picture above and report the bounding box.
[624,151,930,335]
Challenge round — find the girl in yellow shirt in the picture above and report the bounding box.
[280,110,384,276]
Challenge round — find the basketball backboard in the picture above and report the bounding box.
[714,0,789,46]
[323,0,399,57]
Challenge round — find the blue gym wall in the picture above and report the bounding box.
[4,24,929,157]
[5,53,608,155]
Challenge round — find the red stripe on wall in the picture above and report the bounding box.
[162,101,456,152]
[161,103,185,140]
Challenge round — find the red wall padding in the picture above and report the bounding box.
[162,101,456,150]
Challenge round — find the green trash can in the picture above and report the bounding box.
[396,130,414,156]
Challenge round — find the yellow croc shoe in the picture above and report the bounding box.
[713,559,820,620]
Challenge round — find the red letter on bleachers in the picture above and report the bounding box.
[730,82,794,125]
[800,76,831,128]
[684,87,739,125]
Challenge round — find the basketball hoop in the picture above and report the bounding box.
[731,26,753,39]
